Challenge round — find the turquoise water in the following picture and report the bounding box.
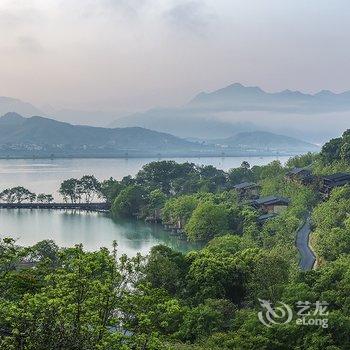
[0,209,200,255]
[0,156,289,254]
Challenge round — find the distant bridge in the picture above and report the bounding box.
[0,202,111,212]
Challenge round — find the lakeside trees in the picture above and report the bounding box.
[36,193,54,203]
[0,188,53,204]
[111,185,149,217]
[80,175,101,202]
[0,175,113,204]
[0,157,317,247]
[100,177,124,203]
[59,175,101,203]
[162,195,199,229]
[185,202,229,241]
[0,187,36,203]
[107,159,315,246]
[0,175,102,204]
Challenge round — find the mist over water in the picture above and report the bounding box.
[216,110,350,144]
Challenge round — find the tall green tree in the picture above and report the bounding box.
[0,187,36,203]
[59,178,82,203]
[162,195,199,228]
[100,177,124,203]
[112,185,149,217]
[80,175,101,203]
[185,202,228,241]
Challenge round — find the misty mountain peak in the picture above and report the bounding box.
[187,82,350,113]
[219,82,264,94]
[280,89,296,95]
[190,82,266,106]
[0,112,26,125]
[277,89,311,99]
[228,82,245,89]
[0,97,43,118]
[316,89,334,96]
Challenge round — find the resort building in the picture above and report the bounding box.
[252,195,290,214]
[320,173,350,198]
[285,167,314,185]
[233,182,260,200]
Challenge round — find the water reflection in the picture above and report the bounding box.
[0,209,201,256]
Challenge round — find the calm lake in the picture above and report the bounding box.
[0,156,290,254]
[0,209,200,255]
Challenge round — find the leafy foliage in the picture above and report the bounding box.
[0,187,36,203]
[185,202,229,241]
[59,175,101,203]
[112,184,149,217]
[6,132,350,349]
[312,186,350,261]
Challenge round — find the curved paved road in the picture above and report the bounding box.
[296,217,316,271]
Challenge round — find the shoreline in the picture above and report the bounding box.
[0,202,110,212]
[0,153,299,160]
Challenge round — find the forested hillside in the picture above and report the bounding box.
[0,113,200,157]
[2,131,350,349]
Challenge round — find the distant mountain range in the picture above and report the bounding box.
[0,113,201,158]
[109,83,350,140]
[188,83,350,113]
[109,108,257,139]
[0,97,122,126]
[0,112,318,158]
[0,97,43,117]
[2,82,348,143]
[210,131,319,153]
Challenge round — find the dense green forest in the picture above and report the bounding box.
[2,131,350,349]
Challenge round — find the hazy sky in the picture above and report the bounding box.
[1,0,350,112]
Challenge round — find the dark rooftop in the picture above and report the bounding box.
[258,213,277,222]
[322,173,350,182]
[233,182,259,190]
[287,167,311,175]
[254,196,290,206]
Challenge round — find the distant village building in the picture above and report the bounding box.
[233,182,260,200]
[320,173,350,198]
[257,213,278,224]
[285,168,314,185]
[252,196,290,214]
